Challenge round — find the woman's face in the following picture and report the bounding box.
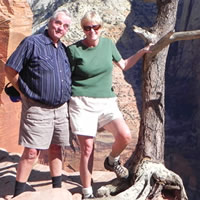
[82,21,102,41]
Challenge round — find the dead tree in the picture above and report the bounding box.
[95,0,200,199]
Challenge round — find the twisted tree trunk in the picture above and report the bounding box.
[95,0,200,199]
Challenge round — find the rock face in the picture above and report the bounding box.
[0,0,32,153]
[165,0,200,199]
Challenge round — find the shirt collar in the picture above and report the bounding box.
[41,29,62,48]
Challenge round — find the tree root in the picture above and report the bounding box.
[95,160,188,200]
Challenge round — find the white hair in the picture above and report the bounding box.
[50,8,71,21]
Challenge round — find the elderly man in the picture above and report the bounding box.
[5,8,72,197]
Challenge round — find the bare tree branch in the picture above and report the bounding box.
[133,25,157,44]
[151,30,200,56]
[133,26,200,57]
[170,30,200,41]
[149,31,174,56]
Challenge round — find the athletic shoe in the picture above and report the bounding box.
[82,194,95,199]
[104,157,129,179]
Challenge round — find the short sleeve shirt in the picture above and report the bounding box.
[6,30,71,106]
[66,37,121,98]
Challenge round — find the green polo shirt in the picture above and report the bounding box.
[67,37,122,98]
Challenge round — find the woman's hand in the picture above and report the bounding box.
[141,43,153,54]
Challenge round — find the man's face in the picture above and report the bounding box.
[48,12,71,43]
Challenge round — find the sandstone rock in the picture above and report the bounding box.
[12,188,72,200]
[0,0,33,58]
[0,0,32,153]
[72,193,82,200]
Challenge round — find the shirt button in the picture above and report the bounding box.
[60,70,62,73]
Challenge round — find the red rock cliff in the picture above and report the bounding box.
[0,0,32,153]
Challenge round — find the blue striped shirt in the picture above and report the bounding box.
[6,30,71,106]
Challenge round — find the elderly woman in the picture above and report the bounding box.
[66,11,151,199]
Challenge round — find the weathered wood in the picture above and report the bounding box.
[133,27,200,57]
[96,160,188,200]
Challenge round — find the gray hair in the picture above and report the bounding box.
[50,8,71,21]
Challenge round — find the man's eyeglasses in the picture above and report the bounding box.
[83,25,101,31]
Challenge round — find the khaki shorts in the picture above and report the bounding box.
[69,96,123,137]
[19,96,70,149]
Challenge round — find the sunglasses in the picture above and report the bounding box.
[83,25,101,31]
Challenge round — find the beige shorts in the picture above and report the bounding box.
[19,96,70,149]
[69,96,123,137]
